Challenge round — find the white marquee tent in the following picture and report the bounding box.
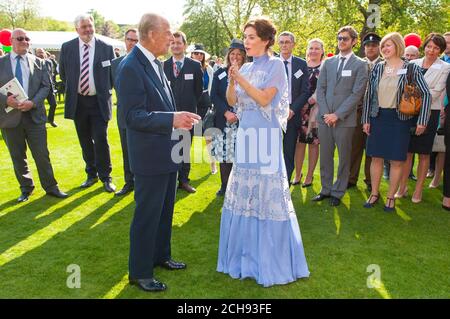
[27,31,125,54]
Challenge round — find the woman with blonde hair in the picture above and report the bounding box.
[292,38,324,187]
[362,32,431,212]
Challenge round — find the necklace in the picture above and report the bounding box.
[385,65,395,74]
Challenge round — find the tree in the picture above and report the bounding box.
[0,0,40,29]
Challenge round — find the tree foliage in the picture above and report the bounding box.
[181,0,450,58]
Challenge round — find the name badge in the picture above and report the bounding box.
[294,69,303,79]
[218,72,227,80]
[342,70,352,77]
[431,63,442,70]
[397,69,407,75]
[102,60,111,67]
[184,74,194,80]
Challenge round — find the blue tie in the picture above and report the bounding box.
[283,60,289,78]
[15,55,23,87]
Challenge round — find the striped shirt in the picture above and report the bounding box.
[362,60,431,126]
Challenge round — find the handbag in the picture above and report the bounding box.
[202,105,216,131]
[432,135,445,153]
[399,63,422,116]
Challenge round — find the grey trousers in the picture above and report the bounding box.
[1,114,58,193]
[318,124,354,199]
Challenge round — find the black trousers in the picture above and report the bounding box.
[178,129,193,184]
[444,108,450,197]
[1,113,58,193]
[74,95,112,181]
[46,91,57,123]
[129,172,177,279]
[118,127,134,185]
[283,119,299,183]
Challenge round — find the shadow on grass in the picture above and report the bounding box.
[0,186,107,254]
[175,172,211,202]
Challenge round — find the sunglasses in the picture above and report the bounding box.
[192,52,203,55]
[337,36,351,42]
[13,36,31,42]
[126,38,138,43]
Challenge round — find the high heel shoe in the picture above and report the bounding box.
[302,177,314,188]
[363,194,380,208]
[411,191,422,204]
[384,197,396,212]
[210,162,218,175]
[394,188,408,199]
[292,174,302,186]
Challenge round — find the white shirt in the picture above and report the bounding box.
[10,51,30,96]
[136,43,172,103]
[337,52,354,71]
[172,56,185,77]
[281,55,293,104]
[78,37,96,95]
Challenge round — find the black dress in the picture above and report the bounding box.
[408,68,440,155]
[298,64,320,144]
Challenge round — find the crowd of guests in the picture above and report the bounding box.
[1,12,450,291]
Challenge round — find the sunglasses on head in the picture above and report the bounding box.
[14,36,31,42]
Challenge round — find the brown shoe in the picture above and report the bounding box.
[178,182,196,193]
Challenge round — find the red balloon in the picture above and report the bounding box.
[327,53,334,57]
[0,29,12,46]
[404,33,422,49]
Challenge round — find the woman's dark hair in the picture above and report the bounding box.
[243,18,277,50]
[225,48,247,67]
[423,33,446,54]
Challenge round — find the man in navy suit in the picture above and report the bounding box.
[116,13,200,292]
[59,14,116,193]
[163,31,203,194]
[111,28,138,196]
[278,31,311,186]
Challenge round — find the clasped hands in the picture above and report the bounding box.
[228,62,242,86]
[6,94,34,112]
[323,113,338,127]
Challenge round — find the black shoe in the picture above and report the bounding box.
[103,181,116,193]
[46,188,69,198]
[178,182,196,193]
[312,193,330,202]
[80,177,98,188]
[216,188,226,196]
[347,183,357,190]
[363,194,380,208]
[384,197,396,212]
[115,183,134,196]
[302,177,314,188]
[157,260,187,270]
[409,174,417,181]
[129,278,167,292]
[49,122,58,127]
[329,196,341,207]
[17,191,32,203]
[291,180,301,186]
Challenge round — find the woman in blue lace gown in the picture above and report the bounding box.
[217,18,309,287]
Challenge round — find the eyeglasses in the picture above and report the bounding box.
[13,36,31,42]
[279,41,292,45]
[126,38,138,43]
[337,36,351,42]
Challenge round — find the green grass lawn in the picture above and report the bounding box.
[0,102,449,299]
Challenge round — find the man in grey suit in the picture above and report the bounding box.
[59,14,116,193]
[313,26,369,206]
[111,28,138,196]
[0,29,68,202]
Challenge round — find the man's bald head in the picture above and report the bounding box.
[404,45,420,61]
[138,13,173,57]
[138,13,168,41]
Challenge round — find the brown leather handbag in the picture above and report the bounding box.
[399,63,422,116]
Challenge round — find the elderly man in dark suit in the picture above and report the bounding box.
[116,13,200,292]
[111,28,138,196]
[59,14,116,193]
[0,29,67,202]
[163,31,203,194]
[278,31,311,186]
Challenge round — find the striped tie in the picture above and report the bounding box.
[80,44,90,95]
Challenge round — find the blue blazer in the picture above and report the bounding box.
[289,56,311,117]
[59,37,115,122]
[116,46,179,176]
[111,55,126,129]
[210,67,234,130]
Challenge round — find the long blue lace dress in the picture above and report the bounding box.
[217,54,310,287]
